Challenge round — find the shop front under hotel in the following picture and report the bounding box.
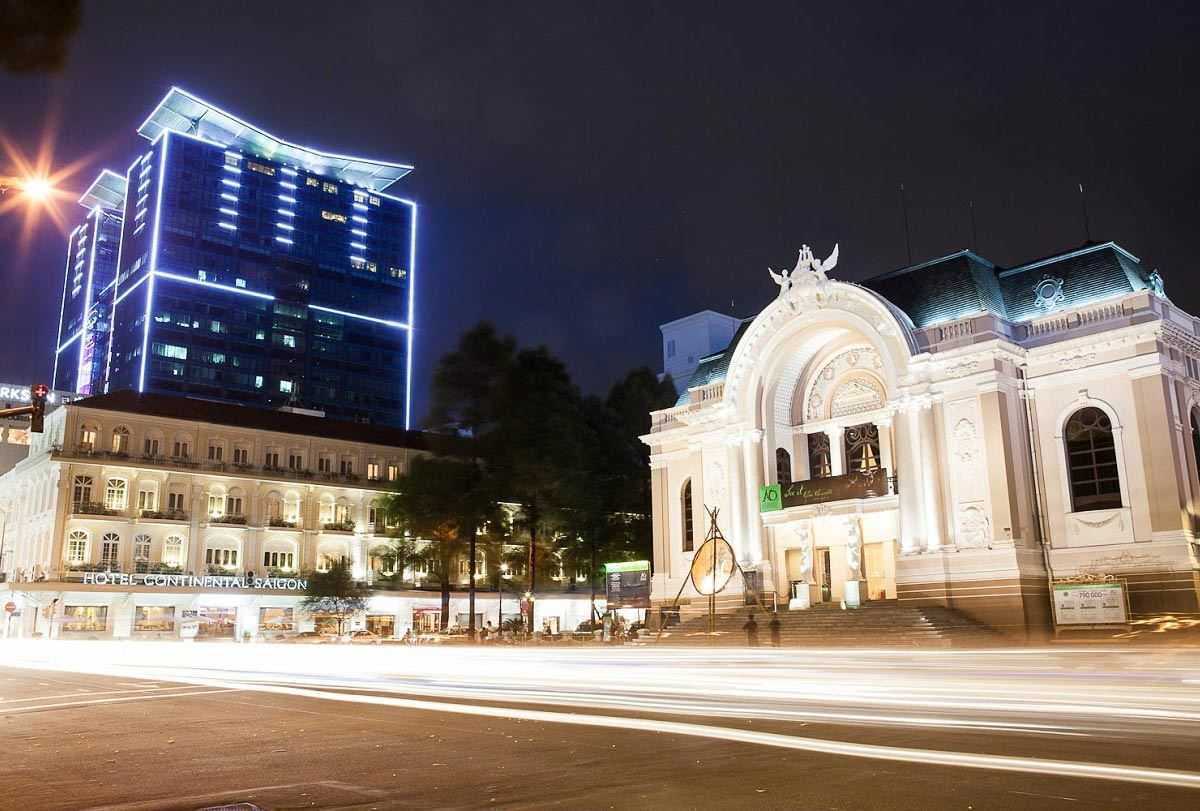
[644,241,1200,635]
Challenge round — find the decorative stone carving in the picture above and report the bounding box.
[1071,511,1124,533]
[804,346,886,422]
[1054,349,1097,370]
[943,359,981,379]
[952,418,979,465]
[767,244,839,312]
[1033,275,1066,310]
[845,518,862,575]
[704,461,726,506]
[829,377,886,419]
[1080,550,1164,572]
[957,504,990,547]
[792,523,813,580]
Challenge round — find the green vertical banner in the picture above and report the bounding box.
[759,483,782,512]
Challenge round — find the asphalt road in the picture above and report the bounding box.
[2,642,1199,810]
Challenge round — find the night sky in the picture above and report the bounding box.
[1,1,1197,421]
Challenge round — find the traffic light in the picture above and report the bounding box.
[30,383,48,433]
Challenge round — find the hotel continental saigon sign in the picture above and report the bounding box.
[760,468,890,512]
[80,572,309,591]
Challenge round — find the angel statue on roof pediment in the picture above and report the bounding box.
[768,243,839,306]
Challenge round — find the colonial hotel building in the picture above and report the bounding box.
[0,392,599,639]
[647,241,1200,633]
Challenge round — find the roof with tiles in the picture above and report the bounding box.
[672,241,1158,398]
[68,390,430,450]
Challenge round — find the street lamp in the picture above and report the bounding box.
[0,174,54,201]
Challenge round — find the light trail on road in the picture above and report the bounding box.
[4,641,1200,789]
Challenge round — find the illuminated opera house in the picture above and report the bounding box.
[645,240,1200,634]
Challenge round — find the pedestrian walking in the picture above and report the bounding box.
[769,613,782,647]
[743,613,759,647]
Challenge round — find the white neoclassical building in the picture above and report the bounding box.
[644,241,1200,634]
[0,391,600,639]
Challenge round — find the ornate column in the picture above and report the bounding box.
[844,514,864,607]
[725,438,746,561]
[918,402,946,551]
[895,406,925,554]
[47,466,68,579]
[188,483,206,574]
[793,430,810,480]
[829,426,846,476]
[877,417,894,480]
[741,429,765,564]
[649,461,669,580]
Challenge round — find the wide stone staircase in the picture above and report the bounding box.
[652,599,1003,648]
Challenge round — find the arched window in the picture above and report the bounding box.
[104,478,127,510]
[100,532,120,568]
[681,479,695,552]
[845,423,881,474]
[776,448,792,487]
[111,426,130,455]
[66,530,89,564]
[162,536,184,567]
[72,475,93,509]
[1065,407,1121,511]
[79,424,98,451]
[133,534,152,562]
[808,433,832,479]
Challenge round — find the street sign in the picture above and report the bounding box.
[759,484,782,512]
[605,560,651,608]
[1052,581,1128,626]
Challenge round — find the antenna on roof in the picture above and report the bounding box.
[1078,182,1092,243]
[968,200,979,251]
[899,183,913,264]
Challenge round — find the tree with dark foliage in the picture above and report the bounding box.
[0,0,81,73]
[300,561,369,638]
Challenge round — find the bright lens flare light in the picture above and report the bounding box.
[1,115,96,256]
[19,175,53,201]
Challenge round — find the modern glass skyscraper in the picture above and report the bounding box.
[52,88,417,428]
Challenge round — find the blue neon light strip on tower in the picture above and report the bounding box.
[405,200,417,430]
[138,132,169,392]
[307,304,408,329]
[51,224,81,390]
[153,271,275,300]
[102,154,141,393]
[75,207,102,390]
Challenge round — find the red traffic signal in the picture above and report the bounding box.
[30,382,48,433]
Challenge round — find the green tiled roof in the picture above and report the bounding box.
[996,243,1151,322]
[672,241,1155,399]
[862,250,1005,327]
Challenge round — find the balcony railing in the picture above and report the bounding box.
[71,501,120,517]
[210,514,248,525]
[140,509,188,521]
[54,445,393,488]
[322,520,357,532]
[268,517,300,529]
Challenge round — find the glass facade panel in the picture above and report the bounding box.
[62,99,416,428]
